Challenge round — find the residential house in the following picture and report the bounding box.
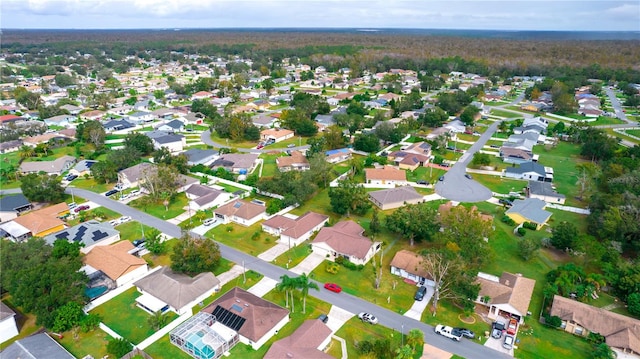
[368,186,424,210]
[59,104,82,115]
[80,110,105,121]
[311,221,381,265]
[23,133,72,147]
[185,184,232,211]
[107,105,133,116]
[550,295,640,355]
[156,119,185,133]
[68,160,97,177]
[504,162,553,182]
[315,114,335,131]
[325,148,352,164]
[118,162,153,188]
[133,100,150,112]
[44,220,121,254]
[128,111,154,124]
[262,211,329,247]
[0,302,19,344]
[43,114,76,127]
[390,250,435,287]
[500,147,535,165]
[152,108,177,120]
[365,165,408,187]
[0,202,69,241]
[150,133,186,152]
[134,267,221,315]
[475,272,536,324]
[505,198,552,229]
[0,194,32,223]
[443,119,466,133]
[183,148,220,166]
[202,287,290,350]
[251,113,279,128]
[387,142,431,170]
[82,241,148,287]
[214,199,266,227]
[19,155,76,176]
[260,128,294,143]
[211,153,259,174]
[191,91,213,100]
[527,181,566,204]
[0,139,23,153]
[1,333,75,358]
[276,151,310,172]
[103,119,135,132]
[264,319,333,359]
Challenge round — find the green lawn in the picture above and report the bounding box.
[90,287,178,345]
[213,182,248,194]
[206,222,278,256]
[272,243,313,269]
[142,238,179,268]
[334,316,421,358]
[490,109,523,118]
[115,220,155,241]
[625,129,640,137]
[0,151,20,172]
[533,141,589,207]
[69,178,112,193]
[472,174,527,195]
[129,193,188,220]
[56,327,111,359]
[67,207,121,226]
[141,333,192,359]
[583,116,624,126]
[21,145,76,162]
[259,153,283,177]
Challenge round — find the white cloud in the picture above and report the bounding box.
[605,3,640,18]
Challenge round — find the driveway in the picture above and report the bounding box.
[191,220,221,236]
[257,242,289,262]
[290,252,325,274]
[247,277,279,297]
[326,305,356,333]
[484,335,514,356]
[404,286,434,320]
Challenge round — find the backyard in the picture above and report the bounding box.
[205,222,278,257]
[129,192,189,220]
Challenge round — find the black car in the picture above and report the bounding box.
[499,199,513,207]
[317,314,329,324]
[417,180,428,185]
[454,328,475,339]
[439,175,445,181]
[414,286,427,301]
[132,239,146,247]
[66,174,78,181]
[105,189,118,196]
[464,174,473,179]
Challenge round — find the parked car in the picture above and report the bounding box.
[503,335,514,350]
[65,174,78,181]
[287,143,295,148]
[499,199,513,207]
[439,175,445,181]
[464,174,473,179]
[119,216,132,223]
[324,283,342,293]
[317,314,329,324]
[434,325,462,341]
[109,219,120,226]
[416,180,428,185]
[491,327,503,339]
[358,312,378,325]
[203,218,216,226]
[129,189,140,196]
[132,239,146,247]
[454,328,475,339]
[74,205,90,213]
[67,202,77,209]
[105,189,118,196]
[507,318,518,335]
[414,286,427,301]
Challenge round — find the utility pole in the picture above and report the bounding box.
[242,260,246,283]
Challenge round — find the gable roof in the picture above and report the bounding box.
[183,148,219,164]
[550,295,640,354]
[263,211,329,240]
[119,162,153,182]
[203,287,289,343]
[44,220,119,248]
[505,162,546,176]
[506,198,552,224]
[390,250,431,280]
[368,186,423,206]
[19,155,76,174]
[365,166,407,181]
[312,221,376,260]
[153,133,184,145]
[214,199,265,221]
[264,319,333,359]
[527,181,565,199]
[1,333,74,359]
[12,202,68,235]
[83,241,146,281]
[476,272,536,317]
[0,301,16,321]
[134,267,220,311]
[0,193,31,212]
[211,153,259,170]
[276,151,309,169]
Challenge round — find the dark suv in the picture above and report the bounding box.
[414,286,427,301]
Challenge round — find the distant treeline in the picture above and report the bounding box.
[2,29,640,83]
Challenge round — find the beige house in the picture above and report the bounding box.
[550,295,640,355]
[387,142,432,171]
[262,211,329,247]
[83,241,148,287]
[368,186,423,210]
[311,221,381,265]
[214,199,266,227]
[260,128,294,143]
[475,272,536,324]
[364,165,408,187]
[390,250,435,287]
[276,151,310,172]
[19,155,76,176]
[264,319,332,359]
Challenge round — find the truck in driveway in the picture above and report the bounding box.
[435,325,463,341]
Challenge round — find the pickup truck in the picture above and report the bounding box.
[435,325,463,341]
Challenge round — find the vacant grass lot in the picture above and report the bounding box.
[533,141,589,207]
[129,193,188,220]
[70,178,112,193]
[67,207,121,226]
[206,222,277,256]
[334,316,423,358]
[272,242,313,269]
[115,220,155,241]
[56,327,111,359]
[472,174,527,195]
[490,109,523,118]
[90,287,178,345]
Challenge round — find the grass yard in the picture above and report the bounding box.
[56,327,111,359]
[115,220,155,241]
[209,131,256,149]
[584,116,624,126]
[67,207,121,226]
[266,135,310,149]
[90,287,178,345]
[142,238,179,267]
[142,333,193,359]
[259,153,283,177]
[212,182,248,194]
[206,222,278,256]
[334,316,423,358]
[129,193,188,220]
[69,178,112,193]
[533,141,589,207]
[490,109,523,118]
[472,174,527,194]
[625,129,640,137]
[0,297,41,350]
[272,242,313,269]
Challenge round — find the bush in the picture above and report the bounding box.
[523,222,538,230]
[325,262,340,274]
[518,238,540,261]
[544,313,562,328]
[517,227,527,236]
[501,216,516,225]
[107,338,132,358]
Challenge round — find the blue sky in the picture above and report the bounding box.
[1,0,639,31]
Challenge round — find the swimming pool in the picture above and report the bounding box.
[85,285,108,299]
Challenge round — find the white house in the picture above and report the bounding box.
[262,211,329,247]
[390,250,436,287]
[311,221,381,266]
[214,199,266,227]
[0,302,19,344]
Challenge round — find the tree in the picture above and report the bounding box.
[551,221,579,250]
[471,153,492,167]
[591,343,616,359]
[107,338,132,358]
[144,228,166,255]
[52,302,85,332]
[419,107,449,128]
[406,329,424,350]
[322,125,348,150]
[627,292,640,316]
[438,205,494,267]
[353,133,380,153]
[276,274,296,313]
[369,209,381,235]
[54,74,75,87]
[295,273,319,314]
[124,133,154,156]
[20,173,66,203]
[91,160,118,184]
[421,252,477,316]
[386,204,440,246]
[395,344,414,359]
[306,152,335,188]
[518,237,541,261]
[328,179,371,216]
[170,234,221,275]
[140,164,183,205]
[459,105,480,126]
[18,145,35,161]
[77,120,106,149]
[147,311,169,330]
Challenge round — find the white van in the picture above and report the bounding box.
[203,218,216,226]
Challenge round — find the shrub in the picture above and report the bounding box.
[501,215,516,225]
[517,227,527,236]
[544,313,562,328]
[325,262,340,274]
[251,231,261,241]
[518,238,540,261]
[523,222,538,230]
[107,338,132,358]
[80,313,101,333]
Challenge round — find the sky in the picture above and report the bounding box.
[1,0,639,31]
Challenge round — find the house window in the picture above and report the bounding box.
[574,326,583,335]
[560,321,566,329]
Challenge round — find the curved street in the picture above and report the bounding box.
[64,187,510,359]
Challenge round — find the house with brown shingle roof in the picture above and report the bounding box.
[550,295,640,355]
[263,319,333,359]
[368,186,424,210]
[387,142,432,171]
[83,241,148,287]
[390,250,435,287]
[262,211,329,247]
[203,287,289,350]
[214,199,266,227]
[276,151,310,172]
[311,221,381,265]
[5,202,69,239]
[260,128,294,143]
[364,165,408,187]
[475,272,536,324]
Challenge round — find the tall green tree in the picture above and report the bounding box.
[295,273,319,314]
[328,179,371,216]
[20,173,66,203]
[170,234,221,276]
[124,133,154,156]
[386,204,439,246]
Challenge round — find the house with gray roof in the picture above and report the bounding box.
[185,184,232,211]
[19,155,76,176]
[505,198,552,229]
[156,119,185,133]
[504,162,552,182]
[0,139,23,153]
[127,111,154,124]
[68,159,97,177]
[211,153,259,174]
[0,193,31,223]
[103,119,135,132]
[43,114,76,127]
[147,132,186,152]
[44,220,120,254]
[527,181,566,204]
[118,162,154,188]
[1,333,74,358]
[0,302,19,343]
[183,148,220,166]
[134,266,220,315]
[59,104,82,115]
[500,147,535,165]
[368,186,424,210]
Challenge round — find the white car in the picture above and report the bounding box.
[435,325,462,341]
[203,218,216,226]
[119,216,132,223]
[358,312,378,325]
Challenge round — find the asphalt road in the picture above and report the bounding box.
[605,86,631,124]
[66,187,510,359]
[434,121,498,202]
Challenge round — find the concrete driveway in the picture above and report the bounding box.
[248,277,279,297]
[290,252,325,274]
[404,286,434,320]
[257,242,289,261]
[191,220,221,236]
[326,305,356,333]
[484,335,514,356]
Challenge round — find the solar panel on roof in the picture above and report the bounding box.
[91,230,109,242]
[212,305,246,332]
[233,202,242,208]
[55,232,69,239]
[73,226,88,242]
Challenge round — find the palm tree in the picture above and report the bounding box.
[296,273,319,314]
[394,344,414,359]
[406,329,424,350]
[276,275,295,312]
[18,145,35,161]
